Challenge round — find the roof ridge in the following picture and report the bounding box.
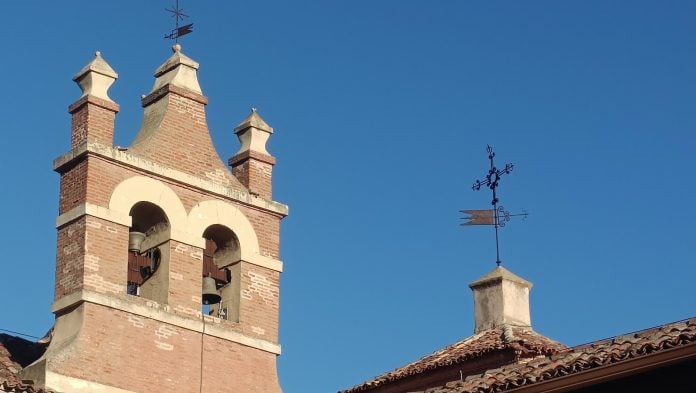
[341,327,565,393]
[422,317,696,393]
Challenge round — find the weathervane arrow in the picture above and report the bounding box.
[461,207,528,227]
[165,23,194,40]
[460,209,495,226]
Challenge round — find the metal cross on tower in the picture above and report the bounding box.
[461,145,527,266]
[164,0,194,42]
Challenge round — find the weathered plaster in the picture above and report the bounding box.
[469,266,532,333]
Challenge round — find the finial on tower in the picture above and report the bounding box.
[72,51,118,102]
[229,108,277,198]
[233,108,274,155]
[164,0,194,43]
[148,43,202,95]
[461,145,527,266]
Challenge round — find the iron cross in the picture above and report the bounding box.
[164,0,194,42]
[468,145,516,266]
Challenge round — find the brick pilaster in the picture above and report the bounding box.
[229,109,277,198]
[229,151,276,198]
[69,96,119,148]
[69,51,119,148]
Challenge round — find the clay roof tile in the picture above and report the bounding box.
[423,318,696,393]
[341,326,565,393]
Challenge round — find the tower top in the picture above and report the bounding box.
[150,44,202,94]
[235,108,274,134]
[468,265,531,288]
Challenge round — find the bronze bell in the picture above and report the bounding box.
[202,276,221,305]
[128,232,146,253]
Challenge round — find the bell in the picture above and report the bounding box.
[128,232,146,253]
[202,276,221,305]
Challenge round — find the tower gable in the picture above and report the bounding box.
[128,44,244,189]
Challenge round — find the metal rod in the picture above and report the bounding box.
[492,181,501,265]
[469,145,514,267]
[175,0,180,43]
[489,147,502,265]
[165,0,191,42]
[200,305,205,393]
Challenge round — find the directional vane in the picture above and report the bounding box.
[164,0,194,42]
[462,145,527,266]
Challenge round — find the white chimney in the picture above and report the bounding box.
[469,266,532,333]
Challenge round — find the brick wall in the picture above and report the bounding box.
[231,159,274,199]
[44,79,286,392]
[69,96,118,149]
[55,218,87,300]
[239,264,280,341]
[58,160,88,214]
[168,240,204,315]
[130,91,242,189]
[55,215,129,300]
[49,303,282,393]
[82,216,128,295]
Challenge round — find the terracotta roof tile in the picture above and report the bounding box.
[0,343,21,385]
[0,381,57,393]
[342,326,566,393]
[0,335,51,393]
[423,318,696,393]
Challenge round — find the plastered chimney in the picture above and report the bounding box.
[469,266,532,333]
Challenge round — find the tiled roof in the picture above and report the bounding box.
[0,335,52,393]
[0,342,21,385]
[342,326,566,393]
[0,381,57,393]
[423,318,696,393]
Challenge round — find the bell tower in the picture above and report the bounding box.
[22,46,288,393]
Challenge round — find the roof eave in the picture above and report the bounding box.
[493,341,696,393]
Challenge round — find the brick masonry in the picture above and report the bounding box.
[31,50,286,392]
[129,89,242,189]
[68,96,119,149]
[47,302,282,393]
[231,159,274,199]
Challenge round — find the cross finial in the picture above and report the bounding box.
[164,0,194,43]
[469,145,517,266]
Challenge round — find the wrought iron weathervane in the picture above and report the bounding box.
[164,0,194,42]
[461,145,527,266]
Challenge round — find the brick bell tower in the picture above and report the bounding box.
[22,45,288,393]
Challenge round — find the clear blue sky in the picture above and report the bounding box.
[1,2,695,392]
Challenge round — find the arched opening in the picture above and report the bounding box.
[202,225,241,321]
[128,202,171,304]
